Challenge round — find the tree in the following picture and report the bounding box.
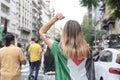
[81,25,105,47]
[81,25,94,46]
[80,0,100,47]
[80,0,99,26]
[96,29,106,40]
[106,0,120,19]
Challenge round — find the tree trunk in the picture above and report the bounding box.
[88,8,92,27]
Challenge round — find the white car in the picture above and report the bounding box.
[95,48,120,80]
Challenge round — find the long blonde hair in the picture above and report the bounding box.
[61,20,89,60]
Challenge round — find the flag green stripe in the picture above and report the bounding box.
[51,41,71,80]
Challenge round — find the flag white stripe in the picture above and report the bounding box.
[67,59,88,80]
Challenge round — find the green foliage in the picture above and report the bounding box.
[111,10,120,19]
[106,0,120,9]
[81,25,105,47]
[96,30,106,40]
[80,0,99,26]
[80,0,99,10]
[106,0,120,19]
[81,25,94,46]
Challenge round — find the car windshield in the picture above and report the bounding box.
[99,50,112,62]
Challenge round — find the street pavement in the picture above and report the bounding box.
[21,62,55,80]
[21,62,44,80]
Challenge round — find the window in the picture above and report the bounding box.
[12,0,15,3]
[1,3,10,14]
[1,17,5,24]
[5,0,10,3]
[99,51,112,62]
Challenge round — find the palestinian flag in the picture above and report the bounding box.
[51,41,96,80]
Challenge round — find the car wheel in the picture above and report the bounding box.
[100,77,103,80]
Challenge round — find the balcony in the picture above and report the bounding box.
[101,17,115,30]
[107,17,115,26]
[38,16,42,21]
[18,27,31,33]
[1,3,10,15]
[101,23,109,30]
[5,0,10,3]
[32,0,37,7]
[32,18,36,24]
[38,0,42,4]
[37,5,42,10]
[99,0,105,12]
[18,38,28,42]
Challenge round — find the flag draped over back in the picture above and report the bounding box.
[51,41,96,80]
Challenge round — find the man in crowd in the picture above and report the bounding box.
[0,33,27,80]
[28,38,42,80]
[26,38,35,78]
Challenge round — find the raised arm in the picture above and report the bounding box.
[39,13,65,49]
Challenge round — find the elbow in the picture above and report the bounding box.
[39,28,43,36]
[39,29,45,38]
[39,26,47,36]
[39,29,42,36]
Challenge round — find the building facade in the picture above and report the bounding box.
[0,0,20,45]
[40,0,57,39]
[31,0,42,39]
[0,0,58,48]
[17,0,32,48]
[94,0,120,48]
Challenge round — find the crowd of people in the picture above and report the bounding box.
[0,33,26,80]
[2,13,119,80]
[39,13,94,80]
[0,33,55,80]
[0,13,93,80]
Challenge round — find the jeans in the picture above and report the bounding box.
[29,60,41,80]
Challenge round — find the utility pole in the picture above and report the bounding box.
[94,8,97,47]
[94,25,97,46]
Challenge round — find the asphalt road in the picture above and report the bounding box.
[21,62,44,80]
[21,62,55,80]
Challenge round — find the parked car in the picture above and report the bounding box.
[95,48,120,80]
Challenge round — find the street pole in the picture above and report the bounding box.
[94,9,97,47]
[94,25,97,46]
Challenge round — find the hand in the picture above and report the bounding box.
[55,13,65,20]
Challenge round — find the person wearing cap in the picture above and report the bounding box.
[0,33,27,80]
[27,38,42,80]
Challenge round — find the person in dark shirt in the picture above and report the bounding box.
[44,46,55,73]
[0,40,4,48]
[44,38,60,73]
